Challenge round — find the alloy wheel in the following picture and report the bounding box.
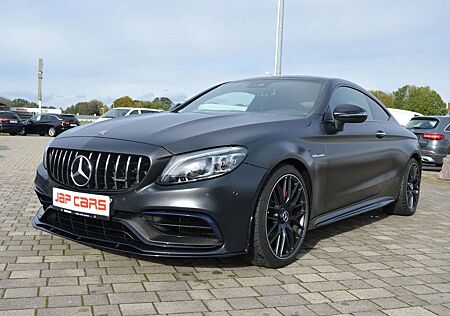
[265,174,308,259]
[406,162,420,212]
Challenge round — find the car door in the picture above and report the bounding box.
[37,115,51,134]
[27,115,40,134]
[324,86,392,212]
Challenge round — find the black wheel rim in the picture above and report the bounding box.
[406,162,420,212]
[265,174,308,259]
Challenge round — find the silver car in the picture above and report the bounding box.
[406,116,450,166]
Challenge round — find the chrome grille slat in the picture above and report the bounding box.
[65,151,73,184]
[47,148,150,193]
[61,150,68,183]
[56,149,63,181]
[51,149,58,180]
[104,154,111,190]
[114,155,121,190]
[124,156,131,189]
[136,156,142,184]
[95,153,101,190]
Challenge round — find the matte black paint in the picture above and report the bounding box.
[33,76,421,257]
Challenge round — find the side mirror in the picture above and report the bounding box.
[333,104,368,131]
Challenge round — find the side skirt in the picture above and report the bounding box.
[310,196,396,229]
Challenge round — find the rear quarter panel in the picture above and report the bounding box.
[382,118,421,196]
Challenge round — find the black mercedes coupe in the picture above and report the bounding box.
[33,76,421,267]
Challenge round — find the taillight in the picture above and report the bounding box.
[61,120,70,125]
[423,133,445,141]
[0,118,8,122]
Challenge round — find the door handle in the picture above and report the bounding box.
[376,130,386,139]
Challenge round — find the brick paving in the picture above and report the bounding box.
[1,135,450,315]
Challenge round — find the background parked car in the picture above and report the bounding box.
[23,114,80,137]
[0,111,24,135]
[95,107,164,122]
[406,116,450,166]
[387,108,423,126]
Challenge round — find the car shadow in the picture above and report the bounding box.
[98,208,391,269]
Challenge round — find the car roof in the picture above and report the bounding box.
[231,75,332,84]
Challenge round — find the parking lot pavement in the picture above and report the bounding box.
[1,136,450,316]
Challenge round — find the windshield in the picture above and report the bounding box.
[178,79,323,116]
[102,108,129,118]
[406,118,439,129]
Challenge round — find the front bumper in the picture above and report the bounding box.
[33,161,267,257]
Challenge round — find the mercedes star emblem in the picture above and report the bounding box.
[70,155,92,187]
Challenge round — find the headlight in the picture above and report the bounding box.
[158,146,247,184]
[43,140,53,170]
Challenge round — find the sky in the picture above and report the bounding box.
[1,0,449,108]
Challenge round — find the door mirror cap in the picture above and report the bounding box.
[333,104,368,131]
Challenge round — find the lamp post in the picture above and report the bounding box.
[38,58,43,114]
[274,0,285,76]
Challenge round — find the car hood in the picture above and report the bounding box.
[59,112,310,154]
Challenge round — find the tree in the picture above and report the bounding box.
[12,98,38,108]
[132,97,173,111]
[369,90,394,108]
[153,97,172,107]
[396,85,447,115]
[65,99,104,115]
[369,85,447,115]
[112,96,134,108]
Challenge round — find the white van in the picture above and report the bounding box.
[387,108,423,126]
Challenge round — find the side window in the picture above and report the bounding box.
[49,115,59,121]
[35,115,42,122]
[128,110,139,115]
[445,122,450,132]
[329,87,373,121]
[367,97,389,121]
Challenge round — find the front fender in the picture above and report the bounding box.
[245,138,328,220]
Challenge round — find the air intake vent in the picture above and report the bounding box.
[47,148,151,192]
[143,213,221,240]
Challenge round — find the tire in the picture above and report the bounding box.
[48,127,56,137]
[9,132,17,136]
[39,133,45,136]
[249,165,310,268]
[19,127,27,136]
[384,158,421,216]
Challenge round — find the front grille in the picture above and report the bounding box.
[47,148,151,192]
[50,210,136,242]
[142,213,221,240]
